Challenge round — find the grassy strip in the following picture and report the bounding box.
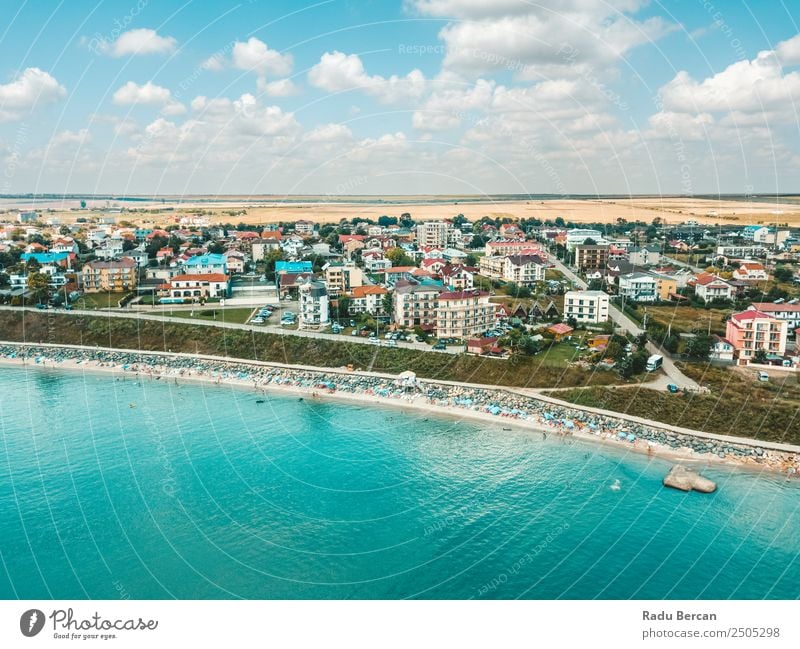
[551,364,800,444]
[0,310,626,390]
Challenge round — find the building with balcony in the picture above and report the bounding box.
[618,271,658,302]
[693,273,734,302]
[393,280,441,329]
[574,244,609,272]
[298,279,329,329]
[435,289,495,339]
[749,303,800,333]
[347,285,388,315]
[81,258,138,293]
[725,308,788,363]
[564,290,610,324]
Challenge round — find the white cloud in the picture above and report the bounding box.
[408,0,673,80]
[659,48,800,117]
[308,51,426,103]
[776,34,800,66]
[49,129,91,147]
[113,81,185,116]
[201,55,225,72]
[97,28,177,57]
[232,37,293,76]
[0,67,66,120]
[304,123,353,142]
[257,77,300,97]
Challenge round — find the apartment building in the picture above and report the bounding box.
[484,240,542,257]
[323,262,364,297]
[749,303,800,332]
[81,258,138,293]
[618,271,657,302]
[347,285,388,315]
[725,308,788,363]
[415,221,451,248]
[563,290,610,324]
[503,254,546,286]
[435,289,495,339]
[393,281,440,329]
[298,279,330,329]
[574,244,609,272]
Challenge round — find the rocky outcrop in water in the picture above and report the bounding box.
[663,465,717,493]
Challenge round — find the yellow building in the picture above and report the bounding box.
[81,258,138,292]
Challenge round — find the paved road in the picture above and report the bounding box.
[546,253,700,391]
[662,255,705,274]
[0,305,466,355]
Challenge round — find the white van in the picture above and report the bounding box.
[758,371,769,382]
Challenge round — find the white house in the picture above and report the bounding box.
[502,254,546,285]
[298,279,329,328]
[710,335,735,362]
[733,262,769,281]
[161,273,230,300]
[693,273,734,302]
[618,272,658,302]
[563,290,610,324]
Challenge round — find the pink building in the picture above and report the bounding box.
[725,308,788,364]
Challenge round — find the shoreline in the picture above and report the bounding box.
[2,343,798,478]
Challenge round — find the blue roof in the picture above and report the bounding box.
[21,252,70,264]
[276,261,312,273]
[185,253,226,266]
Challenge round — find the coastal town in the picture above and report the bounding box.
[2,205,799,379]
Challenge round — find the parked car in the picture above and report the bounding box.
[350,329,358,336]
[667,384,679,393]
[432,342,446,351]
[250,317,265,324]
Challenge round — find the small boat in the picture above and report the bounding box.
[256,399,265,404]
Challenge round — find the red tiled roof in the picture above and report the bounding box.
[438,289,489,300]
[349,285,387,298]
[751,302,800,313]
[548,323,574,335]
[730,310,775,322]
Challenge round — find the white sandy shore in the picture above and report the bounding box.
[2,352,798,479]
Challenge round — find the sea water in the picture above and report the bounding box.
[1,366,798,599]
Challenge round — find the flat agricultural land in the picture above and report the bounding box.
[642,305,731,336]
[13,196,800,228]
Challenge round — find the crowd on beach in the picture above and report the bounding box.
[2,343,798,475]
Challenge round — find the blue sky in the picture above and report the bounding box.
[1,0,799,195]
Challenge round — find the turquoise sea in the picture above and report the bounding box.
[1,365,799,599]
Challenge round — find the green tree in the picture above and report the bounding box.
[386,247,414,267]
[27,272,50,303]
[773,266,794,282]
[382,292,394,317]
[685,333,713,359]
[753,349,768,364]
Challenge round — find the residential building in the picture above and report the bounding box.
[478,255,505,280]
[716,245,767,259]
[251,238,282,261]
[574,244,609,272]
[347,285,388,315]
[161,273,230,300]
[415,221,450,248]
[733,262,769,281]
[618,271,658,302]
[94,239,125,260]
[122,248,149,269]
[563,290,610,324]
[650,272,678,301]
[362,250,392,272]
[435,289,495,339]
[503,254,546,285]
[81,258,138,293]
[294,220,316,236]
[16,211,38,223]
[694,273,734,302]
[710,335,735,362]
[183,253,228,275]
[628,244,661,266]
[323,262,364,297]
[565,229,605,250]
[224,250,247,274]
[393,281,440,329]
[725,308,788,362]
[484,240,542,257]
[298,279,330,329]
[440,264,474,291]
[749,303,800,332]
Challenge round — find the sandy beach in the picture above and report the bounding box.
[2,342,798,479]
[11,196,800,228]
